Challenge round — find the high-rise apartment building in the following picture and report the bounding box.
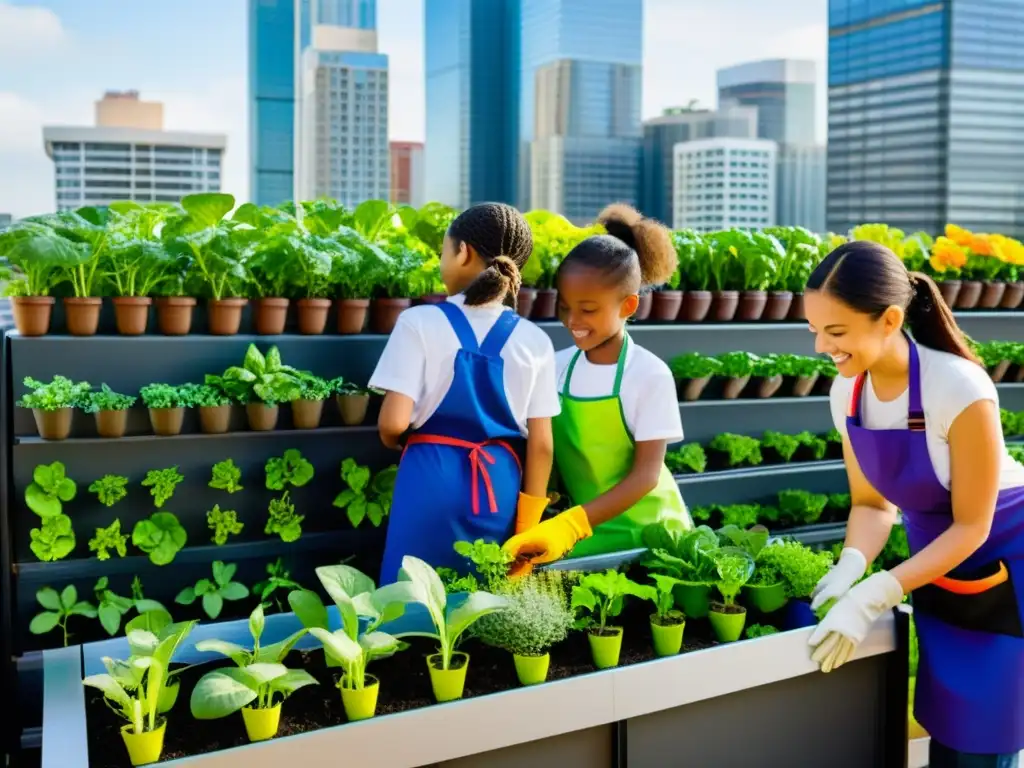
[673,138,777,232]
[828,0,1024,237]
[390,141,425,206]
[641,104,758,226]
[423,0,520,209]
[43,92,226,212]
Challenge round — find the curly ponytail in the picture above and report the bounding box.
[448,203,533,307]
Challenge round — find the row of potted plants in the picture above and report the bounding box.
[687,489,850,530]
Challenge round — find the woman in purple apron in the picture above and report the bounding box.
[802,241,1023,768]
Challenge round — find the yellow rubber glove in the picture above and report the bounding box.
[503,505,593,578]
[515,492,549,534]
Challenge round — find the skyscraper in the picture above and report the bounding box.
[423,0,520,210]
[391,141,425,206]
[828,0,1024,237]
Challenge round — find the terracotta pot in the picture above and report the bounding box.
[791,374,820,397]
[337,298,370,335]
[634,292,653,321]
[651,291,683,321]
[736,291,767,321]
[296,298,331,335]
[156,297,196,335]
[710,291,740,321]
[787,293,806,320]
[937,280,961,308]
[954,281,982,309]
[208,298,248,335]
[763,291,793,321]
[678,290,712,322]
[112,296,152,335]
[337,394,370,426]
[246,403,279,431]
[1000,281,1024,310]
[756,375,784,399]
[253,297,289,335]
[149,407,185,436]
[371,298,411,334]
[721,375,751,399]
[679,376,712,402]
[978,281,1006,309]
[815,375,835,396]
[531,289,558,320]
[516,288,537,318]
[32,408,72,440]
[418,293,448,306]
[10,296,54,336]
[95,409,128,438]
[199,405,232,434]
[989,360,1012,383]
[1016,366,1024,383]
[291,398,325,429]
[64,297,102,336]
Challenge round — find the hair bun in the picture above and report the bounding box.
[598,203,642,251]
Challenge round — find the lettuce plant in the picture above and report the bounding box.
[265,448,314,490]
[218,344,302,405]
[760,431,800,462]
[132,512,187,565]
[712,548,755,606]
[176,561,249,619]
[641,520,720,583]
[265,492,303,543]
[756,541,833,599]
[668,352,721,380]
[25,461,76,518]
[709,433,763,467]
[30,514,75,562]
[665,443,707,474]
[207,504,244,545]
[30,585,96,646]
[89,474,128,507]
[209,458,243,493]
[142,466,184,508]
[81,384,136,413]
[139,383,193,409]
[89,520,128,561]
[180,382,233,408]
[17,375,90,411]
[454,539,514,592]
[570,569,649,633]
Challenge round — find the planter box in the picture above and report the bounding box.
[676,460,847,508]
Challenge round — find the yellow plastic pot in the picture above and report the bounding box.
[120,720,166,766]
[242,703,282,742]
[427,652,469,702]
[340,674,379,721]
[512,652,550,686]
[588,627,623,669]
[709,604,747,643]
[650,614,686,657]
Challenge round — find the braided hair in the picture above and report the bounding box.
[447,202,533,307]
[558,203,678,294]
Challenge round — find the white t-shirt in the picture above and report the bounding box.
[829,343,1024,490]
[368,294,560,435]
[555,342,684,444]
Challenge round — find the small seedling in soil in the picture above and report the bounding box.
[30,585,96,646]
[454,539,514,592]
[176,561,250,620]
[254,558,302,613]
[209,458,243,493]
[142,466,184,508]
[93,577,135,636]
[81,384,136,413]
[89,519,129,561]
[89,474,128,507]
[207,504,244,545]
[571,569,650,668]
[708,548,755,643]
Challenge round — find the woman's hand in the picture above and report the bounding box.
[502,505,592,578]
[810,547,868,611]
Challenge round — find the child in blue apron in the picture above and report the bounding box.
[803,241,1024,768]
[370,203,560,584]
[502,204,693,575]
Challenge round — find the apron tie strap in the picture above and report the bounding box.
[405,434,520,515]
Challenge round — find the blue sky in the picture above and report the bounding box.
[0,0,827,218]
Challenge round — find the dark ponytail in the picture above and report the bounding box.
[806,241,979,363]
[447,202,532,307]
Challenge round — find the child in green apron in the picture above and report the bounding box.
[503,204,693,575]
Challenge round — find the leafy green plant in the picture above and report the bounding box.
[760,431,800,461]
[776,489,829,526]
[139,383,193,409]
[89,520,128,561]
[265,491,303,542]
[176,561,250,619]
[30,514,76,562]
[294,372,338,401]
[712,548,755,606]
[669,352,721,380]
[817,357,838,379]
[209,458,243,493]
[254,558,302,612]
[718,504,761,528]
[828,492,851,511]
[826,427,843,445]
[16,375,90,411]
[0,220,83,296]
[454,539,514,592]
[709,433,763,467]
[1001,408,1023,437]
[181,382,233,407]
[666,443,707,474]
[265,448,314,490]
[795,431,828,460]
[93,576,135,636]
[437,568,480,594]
[642,521,720,582]
[714,351,759,379]
[570,569,649,633]
[756,540,833,598]
[132,512,187,565]
[751,354,781,379]
[89,474,128,507]
[80,384,136,413]
[746,624,779,639]
[207,504,244,545]
[471,576,574,657]
[641,574,686,625]
[216,344,302,405]
[142,466,183,508]
[333,459,396,528]
[30,585,96,646]
[25,461,76,517]
[773,354,821,378]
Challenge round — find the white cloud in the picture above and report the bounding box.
[0,2,68,60]
[0,92,44,151]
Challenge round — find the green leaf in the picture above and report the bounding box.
[190,669,257,720]
[347,497,367,527]
[25,484,61,518]
[219,582,249,601]
[359,631,400,659]
[202,593,224,619]
[60,585,77,610]
[70,601,97,618]
[213,560,236,586]
[253,628,307,664]
[29,611,60,634]
[242,662,288,686]
[98,604,122,636]
[446,591,508,645]
[56,478,76,502]
[287,589,329,631]
[180,193,235,229]
[175,587,197,605]
[269,669,318,697]
[249,603,266,642]
[195,639,250,665]
[36,587,61,611]
[332,488,357,508]
[309,627,362,667]
[83,673,132,709]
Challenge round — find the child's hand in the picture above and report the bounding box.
[502,505,593,576]
[515,492,549,534]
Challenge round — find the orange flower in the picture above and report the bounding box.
[969,233,995,257]
[945,224,973,247]
[930,236,968,271]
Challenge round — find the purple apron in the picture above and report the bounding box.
[846,340,1024,754]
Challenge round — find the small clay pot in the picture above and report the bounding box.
[634,292,653,321]
[199,405,232,434]
[337,394,370,426]
[95,409,128,438]
[756,375,784,399]
[253,297,289,335]
[156,297,196,335]
[815,375,835,396]
[208,298,248,335]
[296,298,331,334]
[989,360,1012,383]
[679,376,711,402]
[977,281,1006,309]
[1015,366,1024,383]
[935,280,961,308]
[246,403,279,431]
[678,290,712,322]
[291,398,325,429]
[112,296,152,335]
[787,293,806,320]
[736,291,767,321]
[762,291,793,321]
[710,291,739,321]
[149,407,185,436]
[531,289,558,320]
[33,408,72,440]
[954,281,982,309]
[64,297,102,336]
[371,298,412,334]
[11,296,54,336]
[651,291,683,321]
[337,299,370,335]
[999,282,1024,310]
[721,375,751,399]
[791,374,820,397]
[516,288,537,318]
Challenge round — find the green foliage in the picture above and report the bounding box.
[760,430,800,461]
[756,540,834,598]
[333,459,396,528]
[139,383,193,409]
[453,539,514,592]
[142,466,184,508]
[80,384,136,413]
[30,585,96,646]
[17,375,90,411]
[570,569,650,632]
[216,344,302,405]
[294,372,337,401]
[668,352,721,380]
[265,491,303,543]
[89,474,128,507]
[26,461,76,518]
[642,520,720,582]
[207,504,244,545]
[93,576,135,636]
[472,576,575,656]
[209,458,243,493]
[253,559,302,613]
[713,548,755,605]
[30,514,76,562]
[718,504,761,528]
[714,351,759,378]
[709,433,763,467]
[772,354,821,378]
[795,431,828,460]
[745,624,780,639]
[89,519,128,561]
[665,443,707,474]
[265,448,314,490]
[180,382,232,407]
[776,489,829,526]
[176,561,250,619]
[132,512,187,565]
[641,574,687,622]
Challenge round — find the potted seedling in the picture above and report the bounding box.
[290,372,336,429]
[571,569,648,669]
[0,220,74,335]
[139,383,192,436]
[715,524,785,615]
[751,354,784,398]
[665,443,707,474]
[290,232,338,334]
[102,229,178,335]
[706,231,744,320]
[755,540,834,629]
[82,383,137,438]
[669,353,721,401]
[244,232,294,335]
[673,229,713,321]
[331,228,385,334]
[642,521,720,619]
[714,351,758,399]
[708,547,755,643]
[17,375,90,440]
[124,615,199,715]
[640,574,687,657]
[335,381,372,425]
[775,354,820,397]
[216,344,302,431]
[253,559,303,613]
[190,605,315,742]
[180,382,235,434]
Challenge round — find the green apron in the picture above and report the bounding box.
[553,335,692,558]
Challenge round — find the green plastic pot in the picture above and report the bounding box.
[650,613,686,657]
[709,603,747,643]
[340,674,379,721]
[744,582,789,614]
[673,581,712,619]
[513,652,550,686]
[427,652,469,702]
[588,627,623,669]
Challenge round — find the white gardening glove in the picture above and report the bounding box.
[808,570,903,673]
[810,547,867,611]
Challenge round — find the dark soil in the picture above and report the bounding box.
[710,603,745,615]
[85,602,718,767]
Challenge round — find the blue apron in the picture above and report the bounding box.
[378,301,524,584]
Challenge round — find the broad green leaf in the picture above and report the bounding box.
[219,582,249,601]
[195,639,249,665]
[253,628,307,664]
[202,593,224,619]
[264,346,283,372]
[316,565,375,605]
[127,629,160,657]
[287,589,328,631]
[83,673,132,708]
[446,591,508,645]
[98,604,122,636]
[181,193,235,229]
[25,484,60,518]
[249,603,266,642]
[29,611,59,634]
[190,670,257,720]
[213,561,237,586]
[399,556,446,616]
[36,587,61,611]
[309,627,361,667]
[242,344,266,376]
[269,669,318,697]
[175,587,197,605]
[242,662,288,686]
[359,631,399,659]
[125,607,172,636]
[71,601,97,618]
[60,585,77,610]
[56,478,76,502]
